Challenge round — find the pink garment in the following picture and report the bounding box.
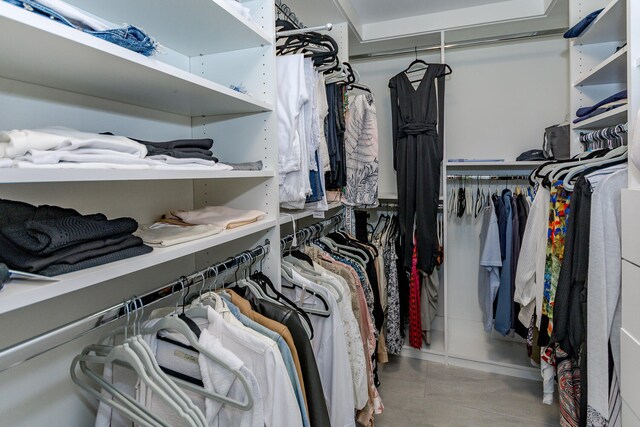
[165,206,265,229]
[310,251,383,422]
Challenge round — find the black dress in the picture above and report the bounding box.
[389,64,447,273]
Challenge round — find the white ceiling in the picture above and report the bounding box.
[352,0,511,23]
[284,0,560,42]
[281,0,567,57]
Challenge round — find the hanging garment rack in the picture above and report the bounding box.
[350,28,567,62]
[280,213,343,251]
[447,174,530,180]
[275,0,304,29]
[580,123,628,151]
[372,201,444,210]
[0,242,270,373]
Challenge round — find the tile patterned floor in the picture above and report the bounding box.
[375,356,561,426]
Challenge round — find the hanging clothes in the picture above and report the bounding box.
[342,93,380,208]
[388,64,447,274]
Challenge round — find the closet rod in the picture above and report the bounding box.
[447,174,530,180]
[349,27,567,61]
[278,23,333,37]
[0,242,270,373]
[280,213,343,249]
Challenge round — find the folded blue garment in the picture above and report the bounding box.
[4,0,157,56]
[573,103,625,124]
[563,8,604,38]
[576,90,627,118]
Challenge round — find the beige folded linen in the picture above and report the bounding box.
[134,223,223,247]
[164,206,266,229]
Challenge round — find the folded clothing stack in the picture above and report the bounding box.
[573,90,627,124]
[3,0,158,56]
[0,127,232,170]
[134,206,266,248]
[0,199,152,276]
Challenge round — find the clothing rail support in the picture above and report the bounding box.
[278,23,332,37]
[0,242,270,373]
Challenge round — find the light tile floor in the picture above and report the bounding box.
[375,356,560,426]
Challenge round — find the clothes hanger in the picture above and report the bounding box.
[324,233,371,264]
[280,264,331,317]
[71,350,166,427]
[76,340,199,426]
[87,301,172,427]
[127,298,207,427]
[564,147,627,191]
[140,312,254,410]
[283,256,344,303]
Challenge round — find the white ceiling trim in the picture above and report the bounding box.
[337,0,554,42]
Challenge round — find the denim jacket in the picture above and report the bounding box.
[5,0,157,56]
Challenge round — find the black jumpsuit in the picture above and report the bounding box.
[389,64,447,274]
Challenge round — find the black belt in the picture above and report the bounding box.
[399,122,437,136]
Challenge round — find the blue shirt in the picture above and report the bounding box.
[495,190,514,336]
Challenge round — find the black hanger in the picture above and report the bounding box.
[248,271,315,338]
[290,249,314,267]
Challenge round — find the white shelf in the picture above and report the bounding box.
[575,0,626,45]
[279,202,343,225]
[0,218,277,315]
[64,0,272,56]
[0,168,275,184]
[0,3,273,117]
[446,161,546,167]
[379,192,399,200]
[573,105,628,130]
[574,46,628,86]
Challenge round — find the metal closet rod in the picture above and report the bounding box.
[280,213,343,248]
[349,27,567,61]
[0,241,271,373]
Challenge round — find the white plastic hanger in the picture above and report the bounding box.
[281,265,332,316]
[141,315,254,410]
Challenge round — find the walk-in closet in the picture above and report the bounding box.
[0,0,638,425]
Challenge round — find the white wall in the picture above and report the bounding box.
[353,37,569,197]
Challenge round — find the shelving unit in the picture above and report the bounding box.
[280,202,343,225]
[0,0,280,424]
[0,218,277,316]
[63,0,272,56]
[446,161,545,167]
[570,0,627,154]
[572,105,628,130]
[574,0,626,46]
[574,46,627,86]
[0,3,272,116]
[0,169,275,184]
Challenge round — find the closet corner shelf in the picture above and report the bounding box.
[572,105,628,130]
[0,218,277,316]
[0,168,275,184]
[0,3,273,117]
[574,0,626,46]
[279,202,343,225]
[445,161,545,168]
[65,0,272,56]
[574,46,627,86]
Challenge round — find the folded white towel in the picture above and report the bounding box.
[0,127,146,158]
